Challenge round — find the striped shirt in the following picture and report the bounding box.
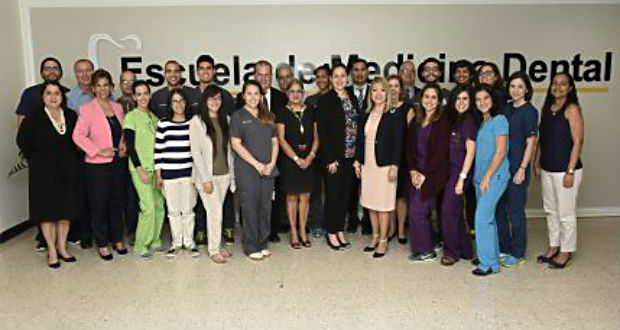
[154,119,193,180]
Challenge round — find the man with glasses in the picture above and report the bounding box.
[399,60,421,107]
[15,57,69,252]
[117,70,136,114]
[417,57,450,104]
[192,54,236,245]
[150,60,200,119]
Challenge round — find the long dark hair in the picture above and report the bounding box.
[474,84,500,119]
[415,83,444,126]
[447,84,474,129]
[166,89,192,121]
[201,85,229,157]
[541,72,580,116]
[242,80,274,125]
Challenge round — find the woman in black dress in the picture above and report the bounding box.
[276,79,319,248]
[17,82,79,268]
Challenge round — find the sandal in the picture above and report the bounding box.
[210,253,227,264]
[220,249,232,258]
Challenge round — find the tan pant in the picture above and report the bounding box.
[541,169,583,252]
[163,177,197,249]
[196,175,231,255]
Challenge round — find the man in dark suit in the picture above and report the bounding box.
[236,60,288,242]
[399,60,421,107]
[344,58,372,235]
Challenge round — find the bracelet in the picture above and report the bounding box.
[459,172,467,180]
[293,155,299,161]
[565,171,574,176]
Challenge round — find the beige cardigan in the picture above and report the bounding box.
[189,115,235,186]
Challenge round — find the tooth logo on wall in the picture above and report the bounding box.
[87,33,142,68]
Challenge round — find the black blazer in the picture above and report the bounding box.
[355,108,406,167]
[235,87,288,117]
[316,89,360,166]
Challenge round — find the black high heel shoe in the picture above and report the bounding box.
[372,239,388,258]
[58,254,77,263]
[99,248,113,261]
[364,235,379,252]
[337,236,351,249]
[536,249,559,263]
[397,236,407,245]
[112,244,128,255]
[325,235,343,251]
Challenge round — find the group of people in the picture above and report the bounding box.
[15,54,584,276]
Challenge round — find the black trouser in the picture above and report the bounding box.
[324,159,356,234]
[308,168,324,230]
[347,178,371,232]
[123,162,139,236]
[86,161,124,248]
[222,190,236,230]
[270,176,287,234]
[194,194,207,235]
[68,157,91,242]
[465,183,476,232]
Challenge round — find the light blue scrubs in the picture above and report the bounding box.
[474,114,510,273]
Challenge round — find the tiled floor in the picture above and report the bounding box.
[0,217,618,329]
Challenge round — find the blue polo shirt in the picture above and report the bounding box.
[66,86,93,113]
[474,114,510,183]
[502,102,539,175]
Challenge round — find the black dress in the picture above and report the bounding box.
[16,107,79,222]
[276,106,316,194]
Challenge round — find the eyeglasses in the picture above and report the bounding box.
[423,67,440,73]
[479,71,496,78]
[287,90,303,94]
[43,66,60,72]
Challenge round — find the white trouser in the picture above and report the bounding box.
[163,177,197,249]
[541,169,583,252]
[196,174,231,255]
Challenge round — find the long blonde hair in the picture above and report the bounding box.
[367,76,392,113]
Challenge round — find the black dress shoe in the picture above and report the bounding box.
[397,237,407,245]
[48,261,61,269]
[472,268,494,276]
[268,233,281,243]
[99,252,113,261]
[372,251,385,258]
[58,255,77,263]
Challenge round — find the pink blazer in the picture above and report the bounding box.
[73,98,124,164]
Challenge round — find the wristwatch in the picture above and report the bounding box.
[293,155,299,161]
[566,168,575,175]
[459,172,467,180]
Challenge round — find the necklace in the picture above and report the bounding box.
[289,106,306,134]
[44,107,66,135]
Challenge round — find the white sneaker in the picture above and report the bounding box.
[248,252,263,260]
[261,249,271,257]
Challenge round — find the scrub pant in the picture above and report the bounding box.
[475,177,509,273]
[86,161,124,248]
[238,169,274,255]
[408,189,435,253]
[496,171,530,258]
[131,169,165,255]
[441,171,473,260]
[196,174,231,255]
[163,177,197,250]
[323,159,355,234]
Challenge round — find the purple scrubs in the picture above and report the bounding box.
[409,124,435,253]
[441,114,477,260]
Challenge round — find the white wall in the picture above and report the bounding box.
[0,0,28,232]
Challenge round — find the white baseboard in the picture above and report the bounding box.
[526,207,620,218]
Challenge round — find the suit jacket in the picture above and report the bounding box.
[316,88,360,166]
[346,84,369,113]
[355,108,406,167]
[405,116,450,200]
[73,98,124,164]
[235,87,288,117]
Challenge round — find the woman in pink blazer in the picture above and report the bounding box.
[73,69,127,260]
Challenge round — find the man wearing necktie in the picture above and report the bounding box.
[235,60,288,242]
[399,60,421,107]
[345,58,372,235]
